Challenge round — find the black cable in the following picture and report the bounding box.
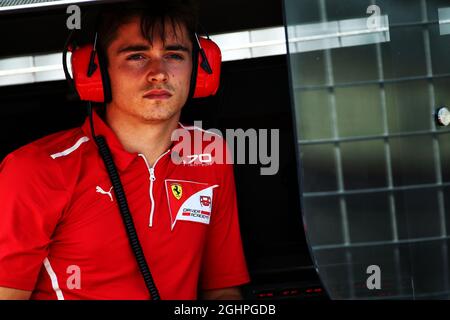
[87,104,161,300]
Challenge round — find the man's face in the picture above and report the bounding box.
[106,17,193,123]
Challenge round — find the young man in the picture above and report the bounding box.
[0,1,250,300]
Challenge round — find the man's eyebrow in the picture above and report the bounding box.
[164,44,190,52]
[116,44,150,55]
[116,43,191,55]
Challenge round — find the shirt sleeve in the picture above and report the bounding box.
[0,150,68,291]
[199,158,250,291]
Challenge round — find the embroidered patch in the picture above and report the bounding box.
[165,179,218,230]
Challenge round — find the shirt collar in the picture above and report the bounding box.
[81,109,185,172]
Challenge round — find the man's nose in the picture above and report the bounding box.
[146,59,168,83]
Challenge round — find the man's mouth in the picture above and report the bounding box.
[143,89,173,100]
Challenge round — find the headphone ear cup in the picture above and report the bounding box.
[193,37,222,98]
[71,44,109,103]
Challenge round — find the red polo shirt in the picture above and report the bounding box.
[0,111,250,299]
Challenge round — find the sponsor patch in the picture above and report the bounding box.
[165,179,218,230]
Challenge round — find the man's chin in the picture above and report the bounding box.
[134,102,181,123]
[138,111,179,123]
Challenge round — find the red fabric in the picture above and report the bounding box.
[0,111,249,299]
[193,37,222,98]
[71,45,106,103]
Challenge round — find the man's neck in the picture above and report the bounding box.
[105,107,179,167]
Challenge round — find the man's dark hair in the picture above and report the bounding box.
[97,0,199,63]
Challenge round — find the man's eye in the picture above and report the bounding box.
[126,54,145,61]
[167,53,184,60]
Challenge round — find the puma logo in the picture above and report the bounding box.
[96,186,114,202]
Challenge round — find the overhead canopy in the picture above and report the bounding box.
[0,0,283,58]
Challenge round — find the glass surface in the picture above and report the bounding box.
[335,86,383,137]
[295,89,332,140]
[340,140,387,190]
[300,144,337,193]
[285,0,450,299]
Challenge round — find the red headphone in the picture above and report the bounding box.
[67,33,222,103]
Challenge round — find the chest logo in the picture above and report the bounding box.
[165,180,219,230]
[200,195,211,207]
[96,186,114,202]
[171,183,183,200]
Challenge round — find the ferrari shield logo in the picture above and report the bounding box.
[171,183,183,200]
